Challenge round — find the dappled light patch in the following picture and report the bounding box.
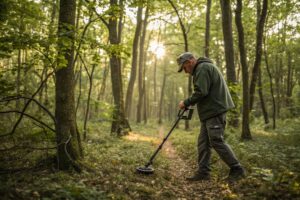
[254,129,275,136]
[123,131,160,144]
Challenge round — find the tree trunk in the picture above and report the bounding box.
[143,78,147,124]
[205,0,211,57]
[220,0,236,83]
[16,49,21,110]
[55,0,83,170]
[83,64,96,140]
[95,58,109,114]
[152,28,161,118]
[235,0,252,140]
[167,0,190,130]
[286,51,294,113]
[142,32,152,124]
[220,0,239,127]
[158,64,167,124]
[275,56,283,118]
[108,0,131,135]
[16,2,26,111]
[137,6,148,123]
[249,0,268,110]
[264,42,276,129]
[75,64,82,115]
[125,6,143,119]
[258,67,269,124]
[99,58,109,100]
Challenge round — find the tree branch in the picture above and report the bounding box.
[0,71,55,138]
[0,95,55,123]
[0,144,57,152]
[0,110,55,133]
[84,0,109,28]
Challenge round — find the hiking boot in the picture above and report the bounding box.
[225,166,246,181]
[186,172,210,181]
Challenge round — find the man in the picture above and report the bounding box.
[177,52,245,181]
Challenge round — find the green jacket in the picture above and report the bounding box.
[183,58,235,121]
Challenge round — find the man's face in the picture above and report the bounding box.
[182,59,193,74]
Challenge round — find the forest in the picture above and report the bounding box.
[0,0,299,199]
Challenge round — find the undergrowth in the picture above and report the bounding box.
[0,122,175,199]
[0,118,299,199]
[170,118,300,199]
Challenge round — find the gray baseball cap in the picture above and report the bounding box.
[176,52,194,72]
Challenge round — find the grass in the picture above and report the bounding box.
[0,118,299,199]
[170,118,300,199]
[0,122,177,199]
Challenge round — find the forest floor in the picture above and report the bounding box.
[1,118,300,199]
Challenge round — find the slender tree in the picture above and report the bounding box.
[137,6,148,123]
[220,0,239,127]
[168,0,191,130]
[235,0,252,139]
[258,67,269,124]
[55,0,83,170]
[205,0,211,57]
[256,0,269,124]
[263,41,276,129]
[249,0,268,110]
[125,6,143,119]
[83,62,96,140]
[108,0,131,135]
[158,61,167,124]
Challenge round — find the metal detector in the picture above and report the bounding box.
[136,107,194,174]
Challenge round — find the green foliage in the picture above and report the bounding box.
[0,72,15,97]
[1,118,300,199]
[227,82,242,123]
[105,44,131,59]
[0,0,10,22]
[171,118,300,199]
[0,123,174,199]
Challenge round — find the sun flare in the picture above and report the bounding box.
[149,41,165,59]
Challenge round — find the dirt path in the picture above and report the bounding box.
[157,126,235,200]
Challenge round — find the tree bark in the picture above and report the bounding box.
[220,0,239,127]
[220,0,236,82]
[125,6,143,119]
[16,49,21,110]
[264,42,276,129]
[142,31,152,124]
[235,0,252,140]
[137,6,148,123]
[158,64,167,124]
[83,63,96,140]
[205,0,211,57]
[249,0,268,110]
[275,56,283,118]
[258,67,269,124]
[108,0,131,135]
[75,64,82,115]
[55,0,83,170]
[100,58,109,100]
[286,51,294,114]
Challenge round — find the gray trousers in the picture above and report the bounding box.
[198,113,240,174]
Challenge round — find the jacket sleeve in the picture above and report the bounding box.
[183,67,211,107]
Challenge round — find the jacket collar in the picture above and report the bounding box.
[192,60,201,75]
